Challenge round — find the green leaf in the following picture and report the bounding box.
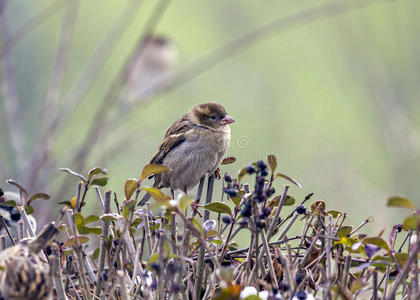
[64,235,89,247]
[25,205,34,215]
[100,213,119,222]
[403,215,420,231]
[124,178,138,200]
[221,156,236,165]
[140,164,169,181]
[192,217,204,236]
[84,215,99,224]
[337,226,353,238]
[267,154,277,173]
[29,193,50,203]
[244,296,261,300]
[92,248,100,260]
[327,210,342,218]
[88,167,107,180]
[284,195,295,206]
[6,179,28,199]
[363,237,389,252]
[237,167,247,183]
[179,195,193,212]
[387,196,416,209]
[141,187,171,202]
[1,200,16,207]
[74,212,84,225]
[59,168,87,182]
[90,177,109,186]
[274,173,302,188]
[229,195,241,207]
[204,202,232,216]
[78,225,102,235]
[122,199,137,218]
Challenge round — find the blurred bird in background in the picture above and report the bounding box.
[119,35,178,109]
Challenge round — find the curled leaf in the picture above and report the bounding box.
[59,168,87,182]
[237,167,247,184]
[6,179,28,199]
[141,164,169,181]
[274,173,302,188]
[29,193,50,203]
[88,167,107,180]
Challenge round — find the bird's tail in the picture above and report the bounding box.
[137,192,151,207]
[28,222,59,253]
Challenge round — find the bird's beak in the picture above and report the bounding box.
[220,115,235,125]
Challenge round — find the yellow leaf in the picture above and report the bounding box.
[140,164,170,181]
[141,187,171,202]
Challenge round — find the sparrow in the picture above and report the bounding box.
[139,102,235,207]
[0,223,59,300]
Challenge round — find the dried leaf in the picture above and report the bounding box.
[124,178,138,200]
[59,168,87,182]
[221,156,236,165]
[64,235,89,247]
[267,154,277,173]
[274,173,302,188]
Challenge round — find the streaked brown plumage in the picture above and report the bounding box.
[0,223,58,300]
[139,102,235,206]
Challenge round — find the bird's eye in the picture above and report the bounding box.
[210,115,217,120]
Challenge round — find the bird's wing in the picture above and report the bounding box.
[150,118,191,165]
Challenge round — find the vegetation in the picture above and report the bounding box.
[0,154,419,299]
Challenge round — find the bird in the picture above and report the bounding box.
[0,222,59,300]
[138,102,235,208]
[0,190,37,247]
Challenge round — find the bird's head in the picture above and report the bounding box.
[189,102,235,130]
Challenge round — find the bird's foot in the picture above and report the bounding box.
[191,202,202,217]
[214,168,221,180]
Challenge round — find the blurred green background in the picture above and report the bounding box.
[1,0,419,236]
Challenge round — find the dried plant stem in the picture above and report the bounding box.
[386,239,420,300]
[50,245,69,300]
[94,191,111,298]
[194,175,214,300]
[266,185,289,241]
[260,230,278,287]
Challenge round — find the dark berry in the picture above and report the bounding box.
[296,205,306,214]
[0,188,3,197]
[296,273,304,284]
[10,207,21,221]
[241,207,252,218]
[222,215,232,224]
[396,224,402,232]
[278,282,289,292]
[102,270,108,281]
[224,188,237,197]
[45,246,52,256]
[257,220,266,229]
[257,160,267,170]
[224,173,232,183]
[167,261,178,274]
[276,257,284,265]
[261,170,268,177]
[266,187,275,197]
[262,207,272,217]
[150,262,161,274]
[296,291,307,299]
[254,195,265,203]
[245,165,256,174]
